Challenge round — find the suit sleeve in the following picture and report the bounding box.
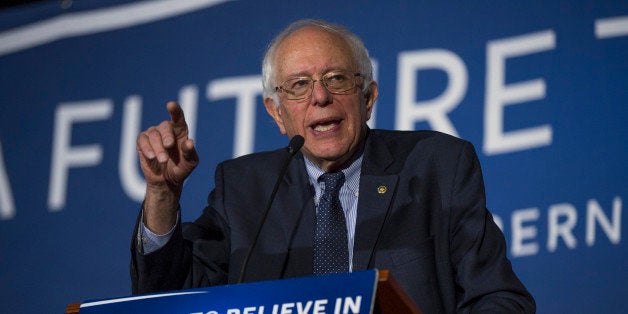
[448,142,536,313]
[130,163,231,294]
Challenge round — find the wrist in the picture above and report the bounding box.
[143,185,180,234]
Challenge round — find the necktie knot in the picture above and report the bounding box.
[319,172,345,196]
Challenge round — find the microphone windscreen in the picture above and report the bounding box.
[288,135,305,155]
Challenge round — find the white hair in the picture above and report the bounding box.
[261,19,374,106]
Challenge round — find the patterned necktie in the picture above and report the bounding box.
[314,172,349,274]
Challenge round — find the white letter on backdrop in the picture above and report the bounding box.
[0,140,15,220]
[511,207,540,257]
[586,197,622,246]
[547,203,578,251]
[396,49,467,136]
[48,100,113,211]
[207,76,262,158]
[484,30,556,155]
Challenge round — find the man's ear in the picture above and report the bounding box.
[364,81,379,121]
[264,97,287,134]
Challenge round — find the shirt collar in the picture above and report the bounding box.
[303,152,363,194]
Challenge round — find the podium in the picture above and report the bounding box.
[67,270,421,313]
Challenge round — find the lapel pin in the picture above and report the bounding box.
[377,185,387,194]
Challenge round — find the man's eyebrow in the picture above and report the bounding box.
[285,71,312,78]
[285,68,348,79]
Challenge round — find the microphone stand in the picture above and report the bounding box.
[236,135,304,283]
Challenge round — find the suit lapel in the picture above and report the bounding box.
[273,153,315,276]
[353,131,399,271]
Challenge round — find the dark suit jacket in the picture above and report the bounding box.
[131,129,535,313]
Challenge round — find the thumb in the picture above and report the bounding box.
[181,139,199,164]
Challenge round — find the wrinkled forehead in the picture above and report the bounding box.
[273,27,357,79]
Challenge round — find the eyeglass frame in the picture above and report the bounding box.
[273,70,365,100]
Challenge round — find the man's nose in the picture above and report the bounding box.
[310,79,332,106]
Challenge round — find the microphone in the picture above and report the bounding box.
[287,135,304,156]
[237,135,304,283]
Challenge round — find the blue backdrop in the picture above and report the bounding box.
[1,0,626,313]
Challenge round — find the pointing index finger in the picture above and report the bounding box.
[166,101,188,136]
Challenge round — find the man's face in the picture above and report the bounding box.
[264,27,378,172]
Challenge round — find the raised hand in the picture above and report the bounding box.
[136,101,199,233]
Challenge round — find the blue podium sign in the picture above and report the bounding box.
[78,270,378,314]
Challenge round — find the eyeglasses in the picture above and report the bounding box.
[274,70,364,100]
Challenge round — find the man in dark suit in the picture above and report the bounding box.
[131,19,535,313]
